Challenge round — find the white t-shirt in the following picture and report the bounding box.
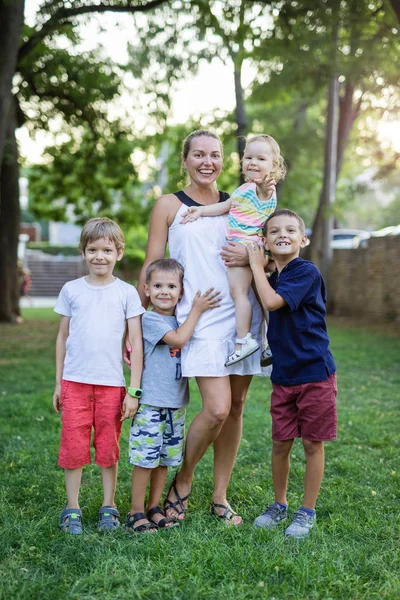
[54,277,145,386]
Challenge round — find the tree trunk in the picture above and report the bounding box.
[307,74,339,289]
[234,64,248,184]
[0,97,21,322]
[0,0,25,170]
[389,0,400,23]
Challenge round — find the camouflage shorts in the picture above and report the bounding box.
[128,404,186,468]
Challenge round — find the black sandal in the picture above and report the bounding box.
[164,475,189,519]
[210,501,243,526]
[125,512,158,534]
[147,506,179,529]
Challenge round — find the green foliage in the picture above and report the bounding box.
[28,127,141,223]
[0,314,399,599]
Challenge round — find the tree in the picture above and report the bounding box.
[0,0,169,322]
[248,0,399,275]
[126,0,277,175]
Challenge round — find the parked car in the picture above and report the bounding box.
[306,228,371,249]
[331,229,371,249]
[371,225,400,237]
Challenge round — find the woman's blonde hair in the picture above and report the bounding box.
[79,217,125,253]
[245,134,287,182]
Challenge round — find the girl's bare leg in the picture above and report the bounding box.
[227,266,254,340]
[164,376,231,518]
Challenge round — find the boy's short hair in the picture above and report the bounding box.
[79,218,125,253]
[263,209,306,236]
[146,258,185,285]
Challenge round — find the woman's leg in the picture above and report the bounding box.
[212,375,252,522]
[227,266,253,339]
[164,376,231,517]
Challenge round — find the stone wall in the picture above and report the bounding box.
[330,236,399,322]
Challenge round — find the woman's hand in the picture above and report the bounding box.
[180,206,203,224]
[220,241,249,267]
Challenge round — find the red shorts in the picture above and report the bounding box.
[270,373,337,441]
[58,380,125,469]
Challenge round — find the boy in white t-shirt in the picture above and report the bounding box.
[53,217,144,535]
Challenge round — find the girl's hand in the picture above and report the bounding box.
[253,175,275,201]
[192,288,222,313]
[53,384,61,414]
[180,207,203,224]
[121,394,139,421]
[247,243,267,271]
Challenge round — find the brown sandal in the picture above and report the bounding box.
[164,475,189,519]
[210,501,243,526]
[147,506,179,528]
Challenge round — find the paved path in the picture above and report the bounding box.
[20,297,57,308]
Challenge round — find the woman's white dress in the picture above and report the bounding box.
[168,197,270,378]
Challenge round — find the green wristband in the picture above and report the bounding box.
[127,387,143,399]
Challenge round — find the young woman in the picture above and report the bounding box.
[134,130,268,525]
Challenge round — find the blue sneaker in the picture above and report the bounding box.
[254,501,287,529]
[285,508,316,538]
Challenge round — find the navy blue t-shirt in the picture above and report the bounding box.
[268,257,336,386]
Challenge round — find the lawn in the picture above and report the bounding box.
[0,310,399,600]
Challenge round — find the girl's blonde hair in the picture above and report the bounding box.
[245,134,287,182]
[79,217,125,253]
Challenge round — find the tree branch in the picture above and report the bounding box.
[18,0,169,64]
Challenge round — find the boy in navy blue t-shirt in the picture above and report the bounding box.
[247,209,337,538]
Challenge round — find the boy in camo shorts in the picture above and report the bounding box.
[126,259,221,533]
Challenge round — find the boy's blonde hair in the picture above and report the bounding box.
[79,217,125,253]
[263,209,306,236]
[146,258,184,286]
[245,134,287,182]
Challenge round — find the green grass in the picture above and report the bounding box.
[0,311,399,599]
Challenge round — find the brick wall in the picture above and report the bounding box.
[330,236,399,322]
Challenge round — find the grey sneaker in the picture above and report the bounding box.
[285,508,316,538]
[254,501,288,529]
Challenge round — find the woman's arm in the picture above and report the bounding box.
[124,194,179,366]
[137,195,180,307]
